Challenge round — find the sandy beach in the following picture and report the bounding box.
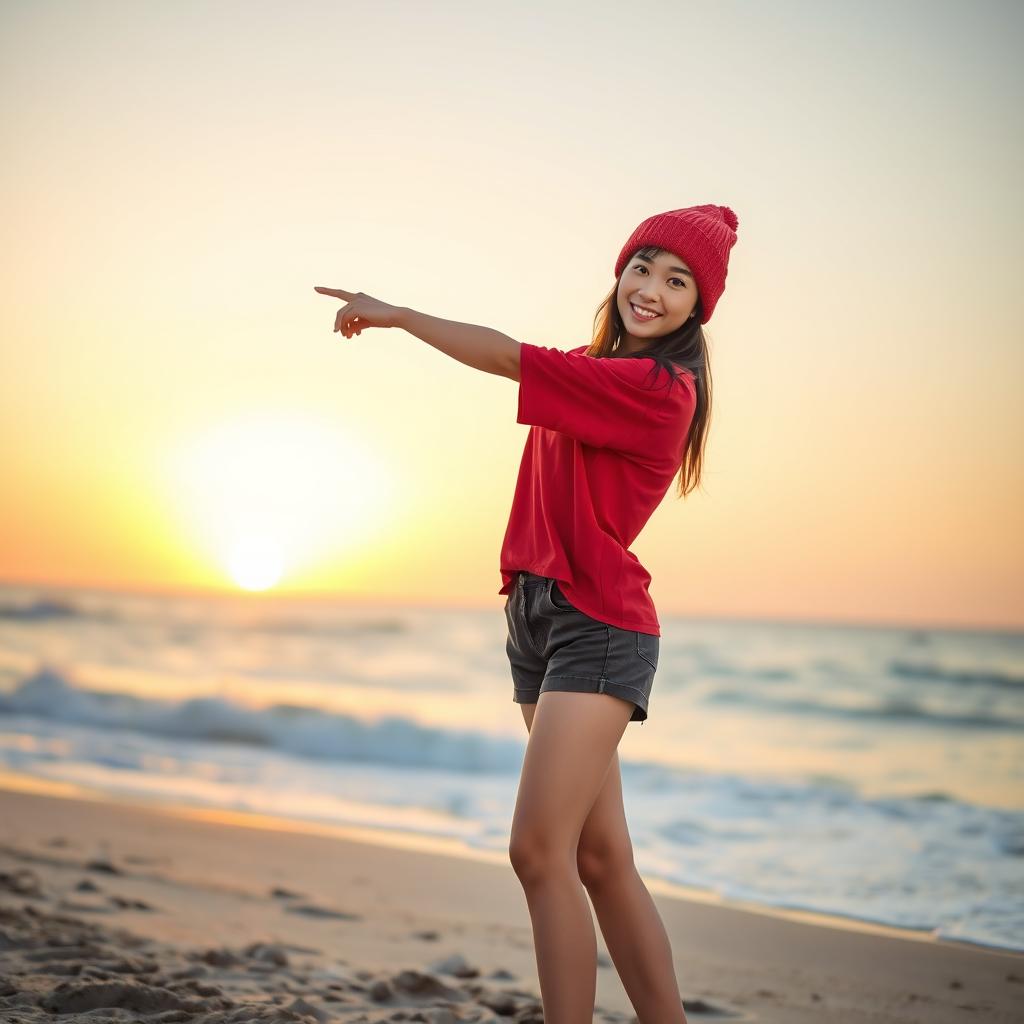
[0,779,1020,1023]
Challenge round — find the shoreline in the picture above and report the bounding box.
[2,775,1022,1023]
[0,768,1004,955]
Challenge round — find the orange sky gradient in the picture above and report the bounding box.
[1,0,1021,630]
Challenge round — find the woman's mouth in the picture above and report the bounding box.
[629,302,661,322]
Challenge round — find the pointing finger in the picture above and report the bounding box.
[314,286,355,300]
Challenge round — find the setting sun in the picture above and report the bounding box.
[226,535,285,591]
[167,412,395,591]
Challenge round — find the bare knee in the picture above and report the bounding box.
[576,841,636,892]
[509,829,575,886]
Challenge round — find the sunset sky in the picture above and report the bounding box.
[1,0,1020,629]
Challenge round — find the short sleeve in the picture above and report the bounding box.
[517,343,695,460]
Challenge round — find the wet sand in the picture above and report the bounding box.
[0,780,1020,1023]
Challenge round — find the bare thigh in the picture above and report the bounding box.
[517,698,635,876]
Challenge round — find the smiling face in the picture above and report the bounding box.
[616,249,700,353]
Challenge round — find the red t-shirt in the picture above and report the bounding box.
[498,342,696,636]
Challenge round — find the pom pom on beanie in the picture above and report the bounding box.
[615,204,739,324]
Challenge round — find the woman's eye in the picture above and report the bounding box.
[634,265,686,287]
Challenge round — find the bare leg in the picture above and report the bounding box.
[520,702,688,1024]
[509,691,633,1023]
[576,751,689,1023]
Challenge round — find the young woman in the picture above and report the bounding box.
[315,202,739,1024]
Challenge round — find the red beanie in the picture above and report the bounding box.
[614,204,739,324]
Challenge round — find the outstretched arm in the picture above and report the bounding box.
[314,286,521,381]
[397,307,521,381]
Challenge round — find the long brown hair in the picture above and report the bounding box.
[583,245,711,498]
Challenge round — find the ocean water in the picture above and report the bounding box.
[0,581,1021,953]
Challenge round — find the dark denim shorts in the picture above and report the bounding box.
[504,570,659,724]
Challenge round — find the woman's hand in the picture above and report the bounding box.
[313,286,404,338]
